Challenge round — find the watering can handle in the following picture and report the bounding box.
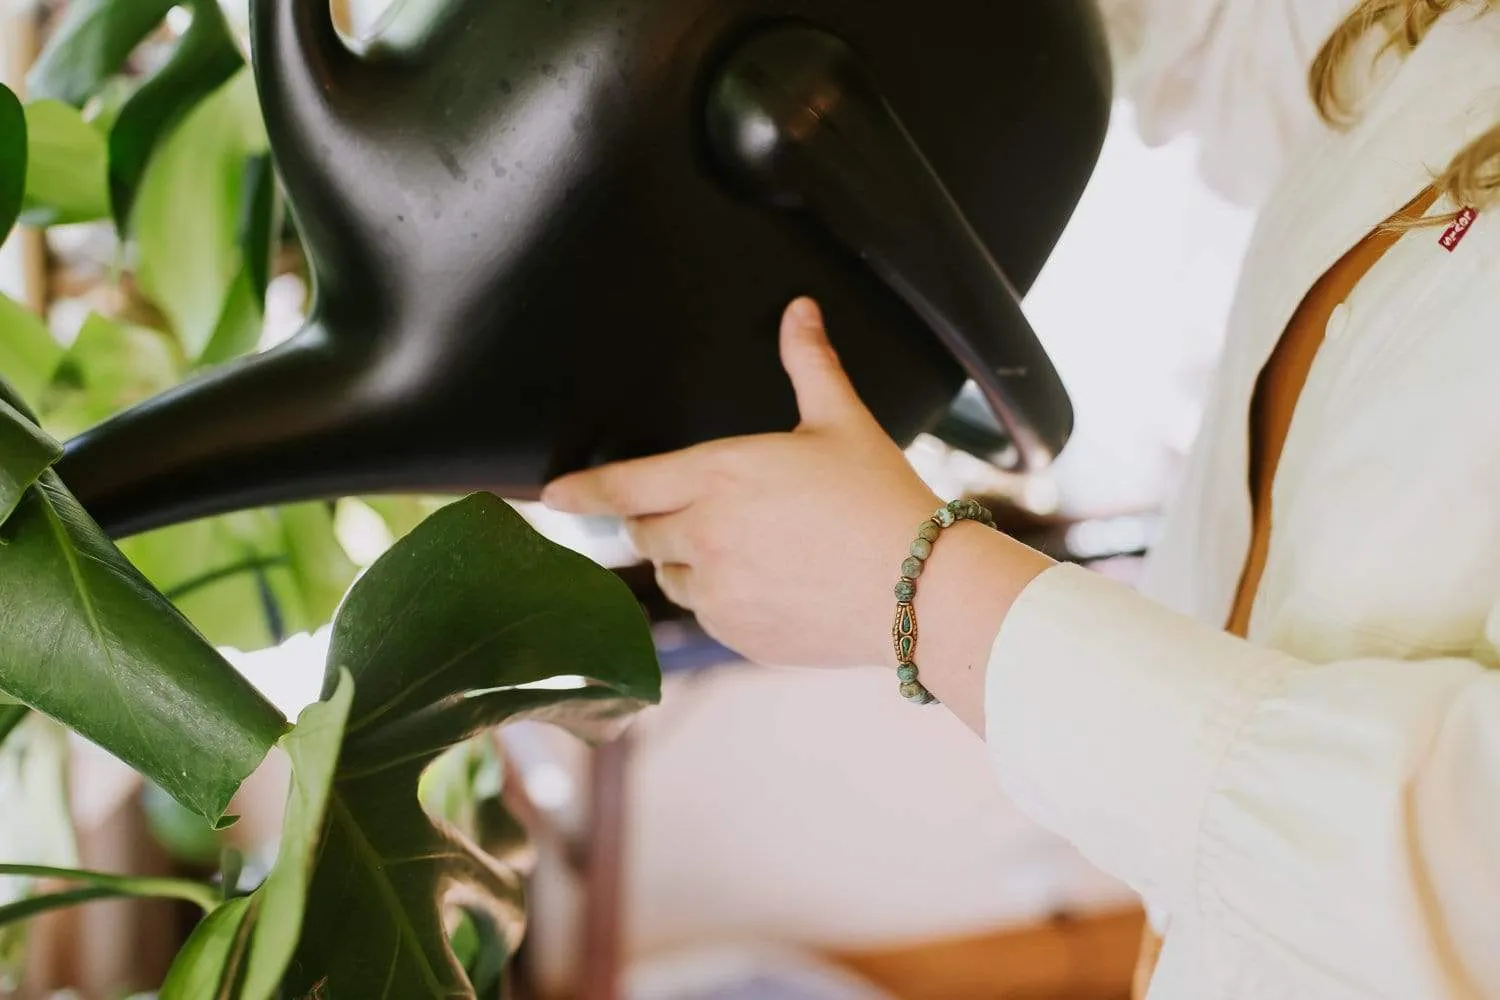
[705,23,1074,472]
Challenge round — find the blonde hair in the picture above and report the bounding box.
[1311,0,1500,216]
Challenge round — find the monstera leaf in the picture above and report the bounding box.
[155,673,352,1000]
[158,495,661,997]
[281,494,656,997]
[0,379,286,821]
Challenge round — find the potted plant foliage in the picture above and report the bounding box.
[0,1,662,994]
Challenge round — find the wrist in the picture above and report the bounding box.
[894,513,1052,736]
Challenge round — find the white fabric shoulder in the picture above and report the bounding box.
[1097,0,1361,206]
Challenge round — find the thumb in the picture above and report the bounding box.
[779,297,872,431]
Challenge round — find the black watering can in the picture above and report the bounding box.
[59,0,1112,538]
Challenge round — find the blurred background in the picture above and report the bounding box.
[0,0,1257,997]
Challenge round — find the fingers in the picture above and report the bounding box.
[623,513,695,566]
[655,563,694,610]
[542,447,706,517]
[779,297,874,432]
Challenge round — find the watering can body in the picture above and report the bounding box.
[59,0,1112,537]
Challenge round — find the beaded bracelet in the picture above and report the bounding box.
[892,498,996,704]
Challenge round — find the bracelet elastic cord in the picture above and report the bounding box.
[892,498,996,705]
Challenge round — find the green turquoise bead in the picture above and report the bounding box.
[909,537,933,560]
[897,665,918,682]
[901,556,924,579]
[894,579,916,602]
[934,506,956,528]
[918,521,941,542]
[899,680,925,701]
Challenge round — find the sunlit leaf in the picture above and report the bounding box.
[237,152,279,305]
[0,465,287,821]
[26,0,178,107]
[119,502,357,653]
[109,0,246,227]
[0,295,63,409]
[134,69,267,360]
[283,494,661,997]
[199,152,282,366]
[0,83,24,242]
[36,311,183,440]
[19,100,109,227]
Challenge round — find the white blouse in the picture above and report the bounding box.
[985,4,1500,998]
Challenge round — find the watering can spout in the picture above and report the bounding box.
[57,335,362,538]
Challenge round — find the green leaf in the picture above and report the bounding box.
[159,896,254,1000]
[19,100,109,226]
[198,153,283,367]
[0,703,26,748]
[237,152,280,306]
[133,69,267,360]
[109,0,246,228]
[0,295,64,407]
[0,83,24,242]
[237,671,354,1000]
[0,469,286,821]
[120,502,357,652]
[198,266,262,368]
[35,311,183,440]
[284,494,661,998]
[0,390,62,527]
[0,864,219,922]
[27,0,179,107]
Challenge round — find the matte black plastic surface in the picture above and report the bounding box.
[59,0,1111,537]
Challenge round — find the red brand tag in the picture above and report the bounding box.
[1439,207,1479,252]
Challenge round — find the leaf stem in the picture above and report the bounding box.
[163,554,290,602]
[0,864,220,913]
